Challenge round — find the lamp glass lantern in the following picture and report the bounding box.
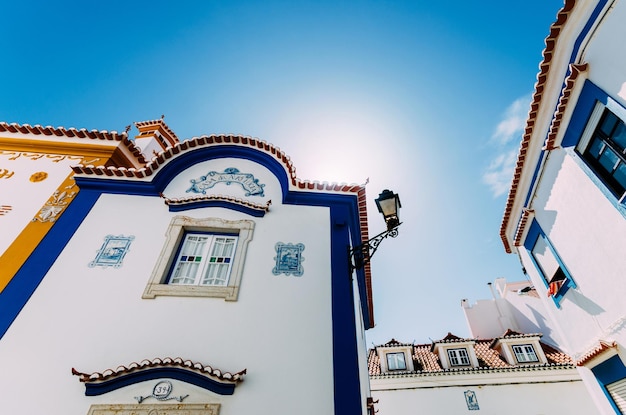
[375,189,401,231]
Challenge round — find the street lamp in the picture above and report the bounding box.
[349,189,402,272]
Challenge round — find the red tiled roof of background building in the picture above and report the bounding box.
[370,333,574,376]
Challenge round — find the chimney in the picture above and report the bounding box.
[133,117,179,159]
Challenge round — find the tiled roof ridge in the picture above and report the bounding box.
[502,329,542,338]
[499,0,576,253]
[380,338,414,347]
[489,330,543,348]
[0,121,147,165]
[575,340,617,366]
[72,133,366,194]
[71,357,246,383]
[438,332,474,343]
[164,194,272,213]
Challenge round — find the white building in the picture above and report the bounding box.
[0,119,382,414]
[500,0,626,413]
[369,331,596,414]
[462,277,564,347]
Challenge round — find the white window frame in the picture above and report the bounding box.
[169,233,238,286]
[386,352,407,371]
[512,344,539,363]
[143,216,254,301]
[447,348,470,366]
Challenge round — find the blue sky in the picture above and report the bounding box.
[1,1,564,345]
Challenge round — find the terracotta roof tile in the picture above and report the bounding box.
[0,121,147,167]
[164,194,272,214]
[72,357,246,384]
[369,334,574,376]
[575,340,617,366]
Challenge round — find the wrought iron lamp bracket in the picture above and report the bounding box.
[349,223,401,273]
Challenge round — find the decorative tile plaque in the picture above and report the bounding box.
[272,242,305,276]
[89,235,135,268]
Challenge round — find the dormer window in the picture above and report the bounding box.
[376,340,414,373]
[431,334,479,369]
[447,348,471,366]
[386,352,407,371]
[512,344,539,363]
[490,330,547,365]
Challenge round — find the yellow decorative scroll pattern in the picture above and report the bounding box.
[0,153,103,293]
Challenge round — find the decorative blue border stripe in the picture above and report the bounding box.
[0,190,100,337]
[0,144,367,415]
[82,367,237,396]
[167,199,267,217]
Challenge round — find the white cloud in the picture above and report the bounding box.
[483,94,531,198]
[483,149,518,197]
[491,95,531,145]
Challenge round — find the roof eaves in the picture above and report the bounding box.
[499,0,577,253]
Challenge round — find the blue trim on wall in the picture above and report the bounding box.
[560,80,626,218]
[0,144,367,415]
[0,190,100,337]
[568,0,610,69]
[591,355,626,415]
[167,199,267,217]
[83,367,237,396]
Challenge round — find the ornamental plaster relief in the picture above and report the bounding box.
[162,159,280,205]
[0,168,14,179]
[86,403,220,415]
[0,151,86,163]
[32,183,77,223]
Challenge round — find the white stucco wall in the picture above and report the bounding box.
[462,279,564,347]
[371,372,598,415]
[523,149,626,356]
[0,156,342,414]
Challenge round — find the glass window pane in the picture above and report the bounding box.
[612,122,626,150]
[600,111,619,136]
[599,147,619,173]
[387,353,406,370]
[588,137,604,159]
[532,237,560,281]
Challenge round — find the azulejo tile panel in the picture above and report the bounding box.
[186,167,265,197]
[272,242,305,276]
[89,235,135,268]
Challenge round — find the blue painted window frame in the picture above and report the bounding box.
[591,355,626,414]
[561,80,626,217]
[524,219,576,307]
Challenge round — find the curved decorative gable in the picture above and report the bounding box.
[72,357,246,396]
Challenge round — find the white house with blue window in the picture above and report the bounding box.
[500,0,626,413]
[0,118,379,414]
